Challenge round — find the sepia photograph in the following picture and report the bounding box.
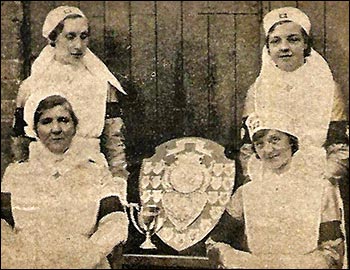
[1,1,349,269]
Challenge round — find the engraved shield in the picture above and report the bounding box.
[139,137,235,251]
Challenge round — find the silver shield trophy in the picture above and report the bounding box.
[129,204,163,249]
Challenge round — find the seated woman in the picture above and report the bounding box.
[207,111,345,269]
[1,95,128,269]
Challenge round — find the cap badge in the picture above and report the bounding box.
[279,13,288,19]
[247,116,261,133]
[64,8,72,14]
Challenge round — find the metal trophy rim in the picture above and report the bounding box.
[128,203,162,250]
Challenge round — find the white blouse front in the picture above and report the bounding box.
[227,152,342,255]
[1,140,126,268]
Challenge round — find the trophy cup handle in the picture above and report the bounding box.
[128,203,144,235]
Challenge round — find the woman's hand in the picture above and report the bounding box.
[206,238,236,268]
[206,238,254,269]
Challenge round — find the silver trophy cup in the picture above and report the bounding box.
[129,204,163,249]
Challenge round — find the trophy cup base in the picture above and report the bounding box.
[140,239,157,249]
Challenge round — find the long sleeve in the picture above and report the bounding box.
[101,113,129,204]
[226,187,244,222]
[330,83,348,123]
[101,82,129,206]
[102,117,129,179]
[90,211,129,257]
[102,84,129,178]
[90,170,129,257]
[317,180,346,269]
[324,83,349,181]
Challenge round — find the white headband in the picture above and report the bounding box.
[246,111,298,140]
[263,7,311,35]
[24,91,71,139]
[42,6,86,39]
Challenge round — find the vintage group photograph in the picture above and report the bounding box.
[1,1,349,269]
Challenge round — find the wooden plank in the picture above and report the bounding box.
[130,1,157,144]
[270,1,297,9]
[53,1,79,7]
[104,1,130,82]
[298,2,325,57]
[235,15,260,150]
[259,2,270,52]
[1,1,22,54]
[325,1,349,105]
[79,1,105,59]
[1,80,21,100]
[207,14,236,145]
[208,1,258,14]
[29,1,56,61]
[261,1,271,15]
[182,1,209,138]
[130,1,155,15]
[156,1,183,142]
[1,100,16,121]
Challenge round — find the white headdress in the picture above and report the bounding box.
[24,90,109,166]
[246,110,298,141]
[24,91,70,139]
[42,6,85,38]
[263,7,311,35]
[32,6,126,95]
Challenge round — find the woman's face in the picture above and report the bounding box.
[37,105,76,154]
[54,17,89,65]
[253,129,293,173]
[268,21,307,72]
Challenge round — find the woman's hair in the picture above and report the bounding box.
[33,95,78,135]
[266,20,312,57]
[48,14,89,47]
[251,129,299,159]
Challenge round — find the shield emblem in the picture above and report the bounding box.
[139,137,235,251]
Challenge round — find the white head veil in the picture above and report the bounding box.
[253,7,335,152]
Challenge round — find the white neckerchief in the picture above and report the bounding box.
[31,45,126,95]
[28,136,89,177]
[253,47,335,150]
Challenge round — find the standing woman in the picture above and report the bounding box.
[241,7,348,181]
[11,6,129,203]
[1,95,128,269]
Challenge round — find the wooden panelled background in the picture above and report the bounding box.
[1,1,349,194]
